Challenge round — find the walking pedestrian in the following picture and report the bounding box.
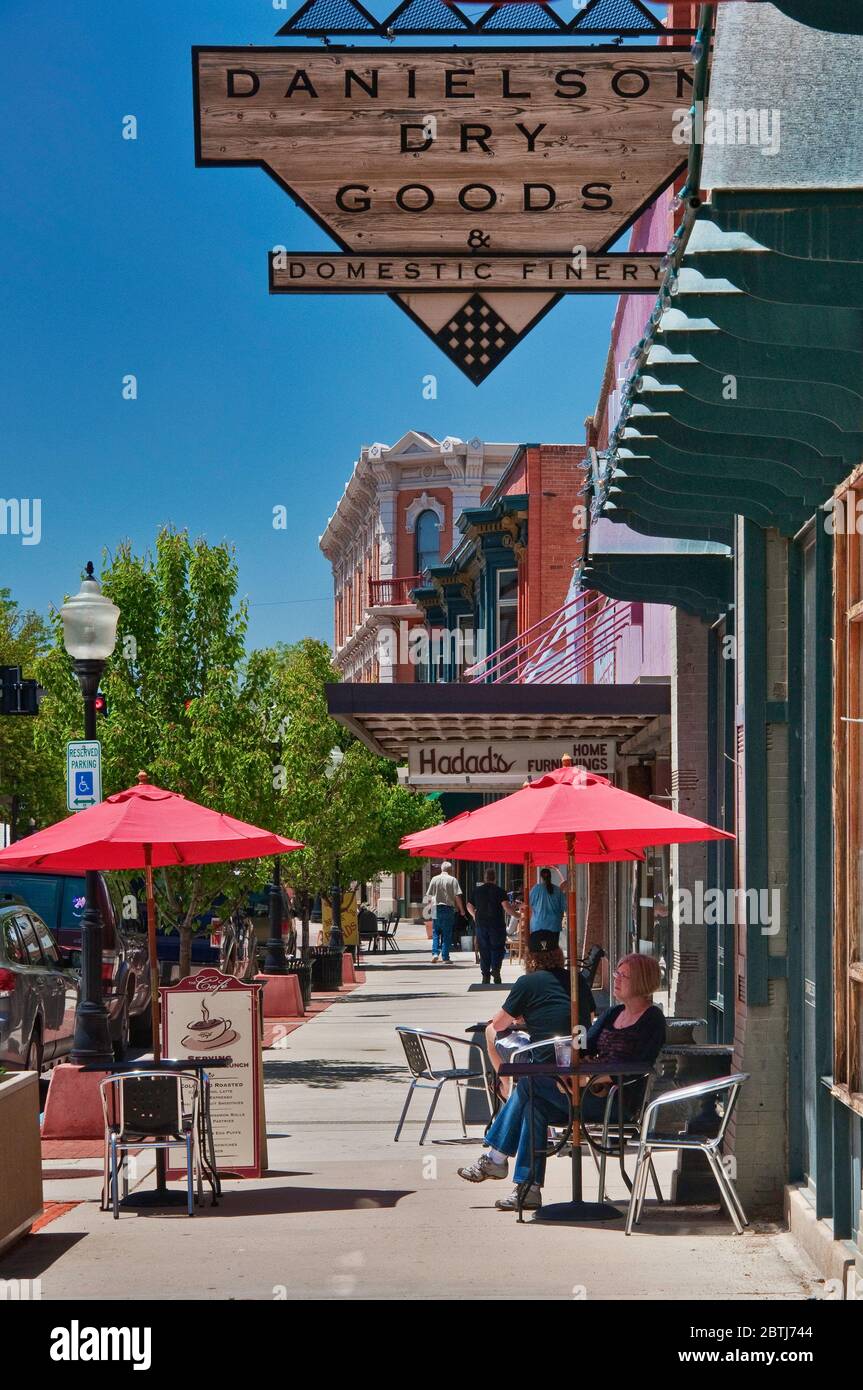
[467,868,518,984]
[528,867,567,939]
[425,861,465,964]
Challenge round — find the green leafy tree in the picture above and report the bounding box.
[0,588,66,834]
[36,530,275,978]
[249,639,440,953]
[34,537,439,977]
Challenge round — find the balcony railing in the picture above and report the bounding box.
[368,575,423,607]
[463,590,633,685]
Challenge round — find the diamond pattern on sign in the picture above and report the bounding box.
[276,0,380,34]
[433,295,519,384]
[385,0,472,31]
[478,2,563,30]
[568,0,661,32]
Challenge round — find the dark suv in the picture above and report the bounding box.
[0,870,151,1055]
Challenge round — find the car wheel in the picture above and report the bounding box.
[24,1027,44,1075]
[113,1002,130,1061]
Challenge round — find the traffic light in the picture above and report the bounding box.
[0,666,44,716]
[94,691,108,718]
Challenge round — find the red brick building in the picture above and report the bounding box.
[319,431,515,682]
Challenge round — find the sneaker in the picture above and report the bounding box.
[492,974,502,984]
[431,955,439,963]
[481,975,490,984]
[443,959,455,966]
[457,1153,509,1183]
[495,1185,542,1212]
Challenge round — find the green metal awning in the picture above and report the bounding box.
[581,550,732,622]
[593,191,863,544]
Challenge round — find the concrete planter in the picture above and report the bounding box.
[0,1072,43,1255]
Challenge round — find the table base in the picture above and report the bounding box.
[533,1199,623,1224]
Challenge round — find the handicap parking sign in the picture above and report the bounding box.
[66,740,102,811]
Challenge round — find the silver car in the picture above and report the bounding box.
[0,899,79,1072]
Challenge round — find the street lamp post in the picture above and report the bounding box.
[329,856,344,954]
[263,856,288,974]
[325,747,345,953]
[61,562,120,1067]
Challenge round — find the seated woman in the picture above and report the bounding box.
[458,951,664,1213]
[457,930,593,1211]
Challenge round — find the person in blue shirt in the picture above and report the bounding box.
[528,868,566,937]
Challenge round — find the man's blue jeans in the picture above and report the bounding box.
[432,904,454,960]
[485,1078,606,1185]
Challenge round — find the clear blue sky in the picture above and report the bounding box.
[1,2,667,651]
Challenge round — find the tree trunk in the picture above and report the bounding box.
[300,891,310,962]
[179,924,193,982]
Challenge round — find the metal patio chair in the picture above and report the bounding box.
[394,1027,492,1144]
[501,1034,577,1164]
[380,914,400,952]
[625,1072,750,1235]
[99,1071,203,1218]
[582,1067,663,1205]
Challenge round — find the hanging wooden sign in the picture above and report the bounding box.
[193,44,690,381]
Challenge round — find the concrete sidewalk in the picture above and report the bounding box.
[0,924,821,1300]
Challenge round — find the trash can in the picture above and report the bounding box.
[310,946,342,991]
[283,957,313,1009]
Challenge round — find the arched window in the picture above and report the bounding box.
[415,509,441,573]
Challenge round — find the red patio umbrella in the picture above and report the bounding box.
[0,771,303,1062]
[401,757,732,1221]
[402,758,731,995]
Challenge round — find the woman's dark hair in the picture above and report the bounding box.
[540,867,554,896]
[526,944,565,974]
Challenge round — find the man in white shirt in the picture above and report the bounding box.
[425,861,465,964]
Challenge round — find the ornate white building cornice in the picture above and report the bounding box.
[320,430,519,643]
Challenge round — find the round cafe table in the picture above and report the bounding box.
[498,1058,654,1223]
[86,1056,231,1208]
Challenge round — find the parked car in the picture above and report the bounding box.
[0,897,79,1072]
[151,925,220,985]
[0,870,150,1055]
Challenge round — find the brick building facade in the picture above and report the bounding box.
[320,431,514,683]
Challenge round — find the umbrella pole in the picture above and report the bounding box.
[534,830,622,1225]
[145,850,160,1066]
[521,853,531,960]
[147,849,171,1198]
[566,836,582,1204]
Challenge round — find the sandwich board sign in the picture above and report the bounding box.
[192,38,691,382]
[66,740,102,812]
[161,969,267,1180]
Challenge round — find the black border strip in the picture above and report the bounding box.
[267,249,665,292]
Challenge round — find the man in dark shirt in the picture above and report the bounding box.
[467,868,518,984]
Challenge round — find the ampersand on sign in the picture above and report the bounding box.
[467,229,491,249]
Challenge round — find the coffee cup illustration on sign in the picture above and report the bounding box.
[181,998,238,1051]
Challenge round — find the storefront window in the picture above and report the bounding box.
[496,568,518,651]
[415,509,440,574]
[833,474,863,1112]
[456,613,476,678]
